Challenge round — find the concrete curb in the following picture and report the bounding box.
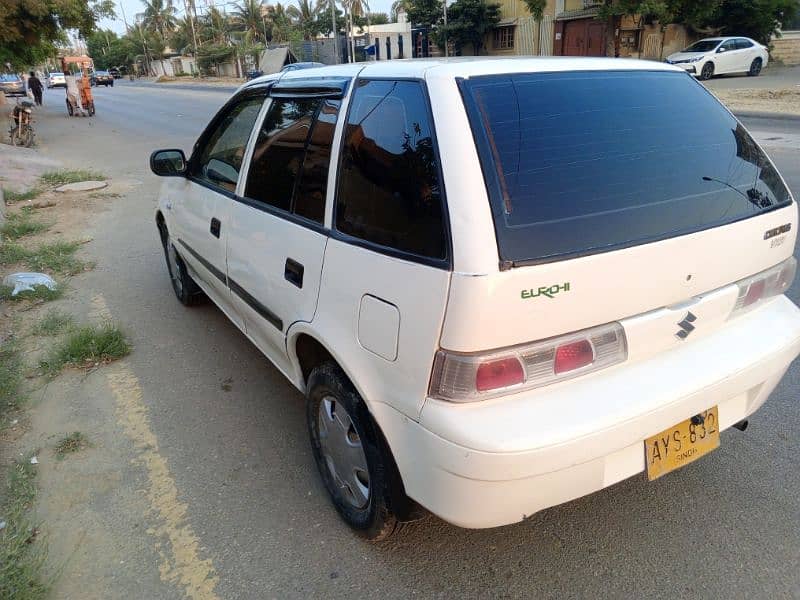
[128,81,238,94]
[734,110,800,121]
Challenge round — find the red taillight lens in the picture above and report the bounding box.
[742,279,765,307]
[475,357,524,391]
[554,340,595,374]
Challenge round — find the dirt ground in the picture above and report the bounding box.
[711,87,800,115]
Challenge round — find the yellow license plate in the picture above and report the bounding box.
[645,406,720,481]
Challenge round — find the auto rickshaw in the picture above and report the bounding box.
[61,56,95,116]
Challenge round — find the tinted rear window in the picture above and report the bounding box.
[460,70,791,265]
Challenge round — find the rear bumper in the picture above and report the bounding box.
[376,296,800,529]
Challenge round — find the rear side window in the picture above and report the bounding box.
[460,71,791,265]
[735,38,754,49]
[335,79,447,261]
[244,98,339,224]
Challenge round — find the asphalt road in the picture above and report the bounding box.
[29,81,800,599]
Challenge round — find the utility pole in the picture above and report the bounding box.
[443,0,448,57]
[330,0,339,63]
[183,0,200,64]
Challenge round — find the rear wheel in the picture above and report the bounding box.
[87,101,95,116]
[748,58,763,76]
[10,125,33,148]
[700,62,715,80]
[66,99,73,116]
[307,363,403,541]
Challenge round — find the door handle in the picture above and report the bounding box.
[284,258,304,289]
[210,218,221,238]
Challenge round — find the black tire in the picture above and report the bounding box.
[110,81,114,87]
[748,58,763,76]
[66,99,73,116]
[159,226,204,306]
[307,363,403,541]
[88,101,95,116]
[700,62,715,80]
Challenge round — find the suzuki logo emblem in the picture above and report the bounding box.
[675,312,697,340]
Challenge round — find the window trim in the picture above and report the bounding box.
[187,85,271,198]
[331,76,454,271]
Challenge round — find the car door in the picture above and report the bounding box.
[226,87,343,376]
[735,38,756,71]
[715,39,738,73]
[170,91,266,322]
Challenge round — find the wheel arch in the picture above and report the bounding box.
[289,325,424,522]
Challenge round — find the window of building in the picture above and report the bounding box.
[494,26,515,50]
[335,80,447,261]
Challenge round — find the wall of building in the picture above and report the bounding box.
[771,32,800,65]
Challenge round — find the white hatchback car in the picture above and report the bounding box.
[666,36,768,80]
[150,58,800,539]
[47,72,66,88]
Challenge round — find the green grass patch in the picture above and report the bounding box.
[40,324,130,376]
[0,242,29,266]
[24,241,86,276]
[1,212,51,241]
[39,170,106,186]
[33,309,74,335]
[2,188,42,204]
[0,453,48,600]
[54,432,89,459]
[0,240,87,275]
[0,285,62,304]
[0,339,24,420]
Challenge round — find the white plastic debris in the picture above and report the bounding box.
[2,273,57,297]
[0,521,6,531]
[30,456,38,465]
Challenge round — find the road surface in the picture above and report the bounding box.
[24,81,800,599]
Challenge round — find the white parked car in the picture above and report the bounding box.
[150,58,800,539]
[666,36,768,80]
[47,72,66,88]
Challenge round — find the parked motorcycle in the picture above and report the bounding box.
[8,99,34,147]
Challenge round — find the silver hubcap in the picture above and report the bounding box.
[167,238,183,294]
[317,396,370,509]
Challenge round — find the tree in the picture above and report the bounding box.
[521,0,545,20]
[0,0,115,68]
[140,0,178,41]
[709,0,799,44]
[231,0,268,43]
[438,0,500,54]
[404,0,443,28]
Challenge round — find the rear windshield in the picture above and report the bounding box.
[0,75,20,82]
[460,70,791,265]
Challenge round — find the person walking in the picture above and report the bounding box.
[27,71,43,106]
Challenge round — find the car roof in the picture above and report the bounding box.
[244,57,683,88]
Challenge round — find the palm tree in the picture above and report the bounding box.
[232,0,267,43]
[140,0,178,41]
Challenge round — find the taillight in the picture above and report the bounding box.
[429,322,627,402]
[731,257,796,316]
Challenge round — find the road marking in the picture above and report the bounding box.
[94,294,220,599]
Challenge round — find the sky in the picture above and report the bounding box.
[99,0,396,35]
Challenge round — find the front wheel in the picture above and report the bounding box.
[87,101,95,116]
[160,228,204,306]
[66,98,73,116]
[307,363,403,541]
[700,62,715,80]
[748,58,763,76]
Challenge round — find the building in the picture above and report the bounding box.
[365,12,413,60]
[486,0,556,56]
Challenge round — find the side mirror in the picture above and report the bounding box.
[717,46,726,53]
[150,149,187,177]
